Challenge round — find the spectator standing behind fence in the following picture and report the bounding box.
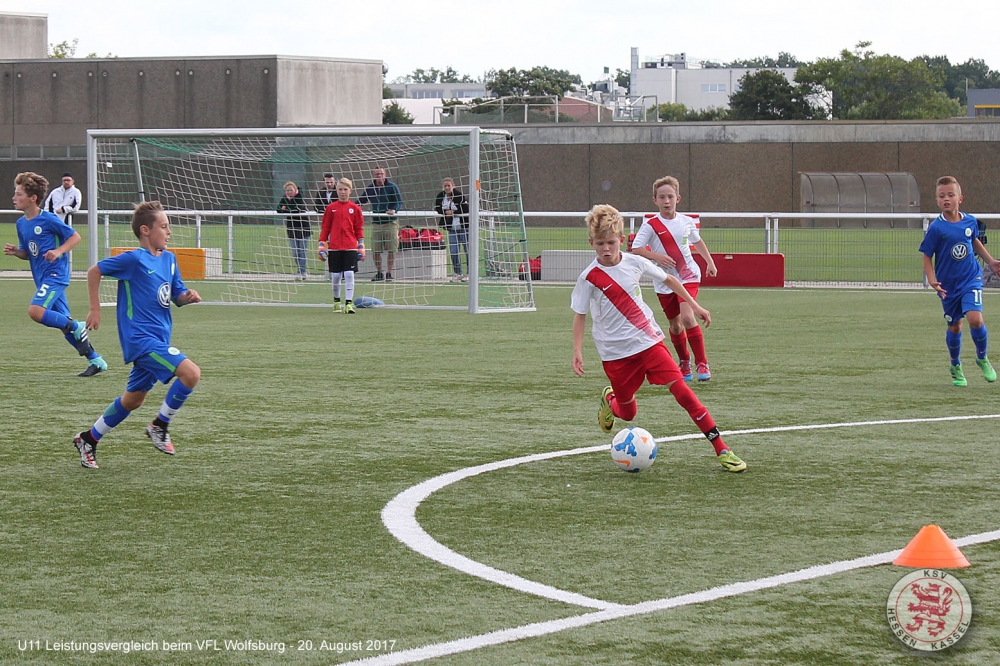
[358,167,402,282]
[277,181,311,280]
[434,178,470,281]
[43,172,82,224]
[313,172,338,214]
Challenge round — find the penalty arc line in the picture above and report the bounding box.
[367,414,1000,665]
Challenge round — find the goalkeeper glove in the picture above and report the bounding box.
[357,242,366,261]
[318,242,328,260]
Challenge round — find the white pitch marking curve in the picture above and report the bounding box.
[369,414,1000,665]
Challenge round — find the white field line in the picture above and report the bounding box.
[367,414,1000,666]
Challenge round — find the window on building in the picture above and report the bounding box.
[700,83,727,93]
[974,106,1000,117]
[413,90,444,99]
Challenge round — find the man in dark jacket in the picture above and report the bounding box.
[434,178,470,280]
[358,167,403,281]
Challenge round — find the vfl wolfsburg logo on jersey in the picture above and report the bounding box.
[951,244,969,261]
[157,282,171,308]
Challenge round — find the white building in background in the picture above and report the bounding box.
[629,48,797,112]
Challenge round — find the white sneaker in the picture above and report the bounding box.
[146,422,175,455]
[73,432,98,469]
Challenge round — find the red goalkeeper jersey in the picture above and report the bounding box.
[319,200,365,250]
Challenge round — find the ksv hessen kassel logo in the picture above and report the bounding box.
[886,569,972,651]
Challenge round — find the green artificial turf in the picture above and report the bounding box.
[1,279,998,664]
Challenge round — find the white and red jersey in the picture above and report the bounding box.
[571,253,667,361]
[632,212,702,293]
[319,200,365,251]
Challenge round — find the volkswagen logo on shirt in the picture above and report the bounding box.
[158,282,171,308]
[28,241,39,257]
[951,244,969,261]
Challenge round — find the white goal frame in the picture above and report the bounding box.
[86,126,535,314]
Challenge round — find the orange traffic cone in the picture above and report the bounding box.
[893,524,970,568]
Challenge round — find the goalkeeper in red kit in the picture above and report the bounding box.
[318,178,366,314]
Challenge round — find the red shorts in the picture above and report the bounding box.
[657,284,699,320]
[601,342,684,403]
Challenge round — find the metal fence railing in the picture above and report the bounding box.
[4,209,1000,287]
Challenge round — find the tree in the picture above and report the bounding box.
[382,101,414,125]
[724,52,806,68]
[916,55,1000,106]
[729,70,820,120]
[485,66,581,98]
[658,102,729,122]
[614,68,630,94]
[48,39,78,58]
[795,42,962,119]
[392,66,476,84]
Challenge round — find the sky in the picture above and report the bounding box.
[3,0,1000,84]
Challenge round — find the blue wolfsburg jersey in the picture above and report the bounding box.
[919,213,983,295]
[16,211,76,288]
[97,247,188,364]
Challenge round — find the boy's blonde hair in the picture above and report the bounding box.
[132,200,165,239]
[936,175,961,193]
[586,204,625,239]
[338,177,353,189]
[653,175,680,196]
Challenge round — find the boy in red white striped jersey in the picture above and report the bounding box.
[571,204,746,473]
[631,176,717,381]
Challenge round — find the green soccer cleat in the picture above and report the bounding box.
[598,386,615,434]
[344,302,357,314]
[332,301,344,313]
[717,449,747,473]
[950,363,968,387]
[977,357,997,382]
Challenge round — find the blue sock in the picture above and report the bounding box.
[946,330,962,365]
[970,325,989,360]
[91,397,131,442]
[159,380,194,423]
[41,309,71,330]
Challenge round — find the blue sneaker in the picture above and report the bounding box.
[697,362,711,381]
[70,320,89,343]
[678,359,693,382]
[78,356,108,377]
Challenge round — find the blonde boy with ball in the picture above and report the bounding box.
[571,204,746,472]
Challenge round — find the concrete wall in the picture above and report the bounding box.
[0,55,382,200]
[0,12,46,59]
[509,121,1000,222]
[277,57,383,126]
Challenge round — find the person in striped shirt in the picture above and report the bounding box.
[571,204,746,473]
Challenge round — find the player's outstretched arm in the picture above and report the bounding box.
[692,239,717,277]
[922,254,947,298]
[85,264,103,330]
[4,243,28,260]
[572,313,587,376]
[664,275,711,327]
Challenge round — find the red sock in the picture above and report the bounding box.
[612,394,637,421]
[687,326,707,366]
[669,381,727,454]
[670,330,689,361]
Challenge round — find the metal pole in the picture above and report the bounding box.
[228,215,234,274]
[86,132,98,267]
[468,128,481,314]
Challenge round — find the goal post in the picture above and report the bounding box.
[85,126,535,313]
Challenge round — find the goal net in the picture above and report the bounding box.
[85,127,535,313]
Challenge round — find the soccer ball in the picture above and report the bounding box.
[610,427,657,473]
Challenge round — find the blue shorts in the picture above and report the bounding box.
[942,287,984,325]
[126,345,188,393]
[31,282,70,316]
